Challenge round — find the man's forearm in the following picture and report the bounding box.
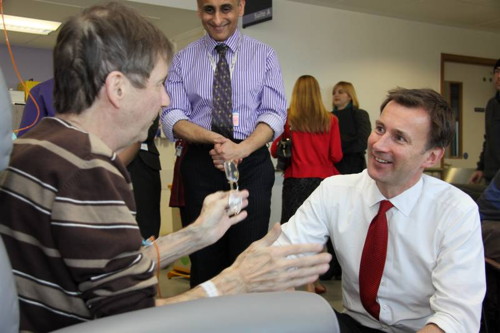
[142,223,205,269]
[142,191,250,269]
[239,122,274,156]
[155,223,332,307]
[173,120,222,144]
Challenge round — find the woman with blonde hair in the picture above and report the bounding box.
[332,81,371,174]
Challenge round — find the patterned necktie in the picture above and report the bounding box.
[359,200,394,320]
[211,43,233,139]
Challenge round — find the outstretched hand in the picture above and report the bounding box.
[192,190,249,246]
[216,224,331,293]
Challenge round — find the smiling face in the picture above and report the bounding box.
[367,101,443,198]
[197,0,245,42]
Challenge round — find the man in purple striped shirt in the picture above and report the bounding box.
[161,0,287,287]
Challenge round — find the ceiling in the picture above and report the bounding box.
[1,0,500,50]
[289,0,500,33]
[0,0,202,49]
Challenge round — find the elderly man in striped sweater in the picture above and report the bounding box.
[0,3,329,332]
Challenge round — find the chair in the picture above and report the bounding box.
[0,67,19,333]
[0,236,19,333]
[443,167,486,201]
[54,291,338,333]
[442,167,476,184]
[0,68,339,333]
[481,257,500,332]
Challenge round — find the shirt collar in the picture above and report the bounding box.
[366,171,424,217]
[389,177,423,217]
[203,29,241,54]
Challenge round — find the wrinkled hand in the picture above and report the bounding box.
[224,224,331,293]
[192,190,249,245]
[210,137,245,171]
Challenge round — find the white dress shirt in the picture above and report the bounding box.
[276,170,485,333]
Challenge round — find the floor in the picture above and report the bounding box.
[157,266,344,312]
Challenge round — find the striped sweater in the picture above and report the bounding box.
[0,117,157,332]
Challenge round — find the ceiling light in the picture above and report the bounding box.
[0,14,61,35]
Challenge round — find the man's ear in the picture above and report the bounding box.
[239,0,246,16]
[196,0,203,18]
[105,71,126,109]
[422,147,445,169]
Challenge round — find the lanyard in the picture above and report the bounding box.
[207,34,242,79]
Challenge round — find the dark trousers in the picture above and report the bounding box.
[482,221,500,263]
[280,177,322,224]
[127,157,161,239]
[481,221,500,332]
[335,311,385,333]
[181,143,275,287]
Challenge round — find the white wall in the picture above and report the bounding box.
[130,0,196,11]
[243,0,500,120]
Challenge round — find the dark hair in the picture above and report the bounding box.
[53,2,174,114]
[380,88,454,150]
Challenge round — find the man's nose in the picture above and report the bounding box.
[372,133,390,151]
[212,11,223,25]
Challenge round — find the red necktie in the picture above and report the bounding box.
[359,200,393,320]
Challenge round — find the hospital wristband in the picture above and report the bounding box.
[200,280,219,297]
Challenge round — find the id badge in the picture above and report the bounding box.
[232,111,239,127]
[175,144,183,157]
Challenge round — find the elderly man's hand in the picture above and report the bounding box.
[212,224,331,293]
[192,190,249,245]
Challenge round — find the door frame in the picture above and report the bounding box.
[439,53,497,171]
[441,53,497,94]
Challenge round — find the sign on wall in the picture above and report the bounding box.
[243,0,272,28]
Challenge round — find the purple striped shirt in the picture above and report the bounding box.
[161,29,287,141]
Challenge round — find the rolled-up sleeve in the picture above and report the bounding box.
[161,54,191,142]
[256,49,287,140]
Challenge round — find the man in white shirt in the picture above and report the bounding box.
[276,88,485,333]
